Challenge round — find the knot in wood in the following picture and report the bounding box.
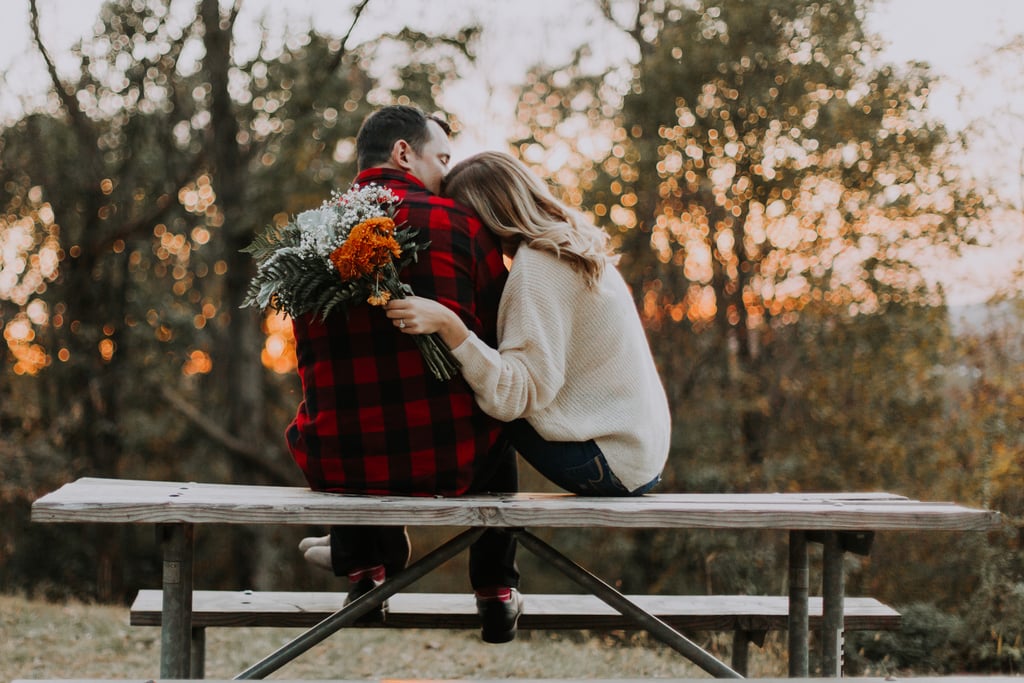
[476,506,502,525]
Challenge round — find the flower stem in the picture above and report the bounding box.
[383,266,461,382]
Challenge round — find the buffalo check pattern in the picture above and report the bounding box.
[286,168,508,495]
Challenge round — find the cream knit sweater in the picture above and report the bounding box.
[450,245,671,491]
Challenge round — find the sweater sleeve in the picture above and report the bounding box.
[449,248,573,422]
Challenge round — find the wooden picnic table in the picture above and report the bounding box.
[31,477,1000,680]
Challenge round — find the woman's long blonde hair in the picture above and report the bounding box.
[442,151,616,287]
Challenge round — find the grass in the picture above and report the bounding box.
[0,592,798,680]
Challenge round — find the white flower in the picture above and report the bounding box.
[285,184,402,272]
[296,207,332,232]
[296,206,341,259]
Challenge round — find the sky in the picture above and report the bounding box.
[1,0,1022,305]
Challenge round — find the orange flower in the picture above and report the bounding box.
[359,216,398,238]
[328,217,402,280]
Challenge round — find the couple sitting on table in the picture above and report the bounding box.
[285,105,671,644]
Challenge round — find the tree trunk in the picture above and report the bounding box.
[200,0,264,460]
[200,0,269,587]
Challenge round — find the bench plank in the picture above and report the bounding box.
[130,590,901,632]
[15,679,1024,683]
[32,478,999,531]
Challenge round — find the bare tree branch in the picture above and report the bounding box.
[229,0,243,27]
[240,0,373,167]
[341,0,373,52]
[324,0,373,74]
[160,384,298,483]
[28,0,91,137]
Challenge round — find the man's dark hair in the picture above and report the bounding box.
[355,105,451,171]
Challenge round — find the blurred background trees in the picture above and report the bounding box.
[0,0,473,598]
[1,0,1021,673]
[515,0,985,492]
[514,4,1019,655]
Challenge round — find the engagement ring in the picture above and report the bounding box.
[398,320,406,328]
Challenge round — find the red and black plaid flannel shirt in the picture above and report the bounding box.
[286,168,508,496]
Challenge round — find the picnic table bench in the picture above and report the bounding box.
[129,589,901,677]
[31,477,1000,680]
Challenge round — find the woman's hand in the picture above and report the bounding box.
[385,297,470,348]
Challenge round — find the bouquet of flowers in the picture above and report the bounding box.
[241,183,460,381]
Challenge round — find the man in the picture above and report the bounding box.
[286,105,522,643]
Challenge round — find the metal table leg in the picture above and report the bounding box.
[821,532,845,677]
[159,523,194,679]
[732,629,751,676]
[235,527,485,679]
[516,529,743,679]
[788,530,809,677]
[191,627,206,679]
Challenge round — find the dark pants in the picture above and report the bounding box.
[505,419,660,496]
[329,440,520,590]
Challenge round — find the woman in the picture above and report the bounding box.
[385,151,670,496]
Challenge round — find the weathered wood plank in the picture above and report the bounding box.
[16,679,1024,683]
[129,590,901,632]
[31,478,999,531]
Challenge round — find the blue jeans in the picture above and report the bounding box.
[505,419,660,496]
